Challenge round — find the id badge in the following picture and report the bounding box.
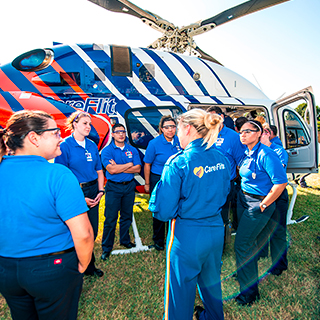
[85,151,93,162]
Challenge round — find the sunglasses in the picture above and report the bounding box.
[113,130,126,134]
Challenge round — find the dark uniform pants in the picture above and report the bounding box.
[81,181,99,273]
[102,180,135,253]
[0,251,83,320]
[150,172,167,247]
[259,189,289,271]
[235,191,276,295]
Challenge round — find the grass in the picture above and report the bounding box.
[1,173,320,319]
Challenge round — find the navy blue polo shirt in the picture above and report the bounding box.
[55,135,102,183]
[239,142,287,196]
[101,140,141,182]
[143,134,181,175]
[213,126,246,180]
[270,142,288,169]
[271,136,283,146]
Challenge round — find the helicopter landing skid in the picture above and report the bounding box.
[287,182,309,225]
[111,203,151,255]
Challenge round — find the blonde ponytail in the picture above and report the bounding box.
[179,109,222,149]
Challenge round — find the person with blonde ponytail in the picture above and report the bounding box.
[149,109,231,320]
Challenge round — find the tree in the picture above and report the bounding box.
[295,103,320,121]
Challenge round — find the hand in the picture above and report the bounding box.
[144,184,150,193]
[85,197,96,208]
[78,262,86,273]
[93,192,104,203]
[109,159,116,165]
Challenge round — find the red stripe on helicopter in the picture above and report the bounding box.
[50,61,89,101]
[0,69,20,92]
[0,95,14,127]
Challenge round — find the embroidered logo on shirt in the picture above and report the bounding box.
[194,163,226,178]
[194,166,204,178]
[125,151,133,158]
[54,259,62,265]
[215,137,224,147]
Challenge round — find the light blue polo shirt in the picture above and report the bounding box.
[101,140,141,182]
[149,138,231,226]
[55,135,102,183]
[270,142,288,169]
[239,142,288,196]
[143,134,181,175]
[213,126,246,180]
[0,155,88,258]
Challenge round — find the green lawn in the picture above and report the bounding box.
[1,173,319,319]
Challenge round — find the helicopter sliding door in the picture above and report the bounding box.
[272,87,319,174]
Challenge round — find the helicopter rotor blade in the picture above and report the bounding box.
[201,0,290,29]
[88,0,175,31]
[194,46,223,65]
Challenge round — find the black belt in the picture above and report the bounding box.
[108,179,133,185]
[34,247,75,258]
[242,191,265,200]
[80,179,97,188]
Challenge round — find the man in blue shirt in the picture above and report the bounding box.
[100,124,141,260]
[270,125,283,146]
[207,106,246,235]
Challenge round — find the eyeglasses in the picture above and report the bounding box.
[239,129,259,135]
[35,127,61,138]
[113,130,126,135]
[162,125,176,130]
[22,127,61,139]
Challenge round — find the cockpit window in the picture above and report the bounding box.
[12,49,54,72]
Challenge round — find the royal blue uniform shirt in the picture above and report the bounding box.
[0,155,88,258]
[101,140,141,182]
[239,142,288,196]
[55,135,102,183]
[149,138,231,226]
[271,136,283,146]
[213,126,246,180]
[270,142,289,169]
[143,134,181,175]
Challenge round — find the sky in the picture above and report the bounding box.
[0,0,319,105]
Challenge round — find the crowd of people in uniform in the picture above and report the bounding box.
[0,107,289,320]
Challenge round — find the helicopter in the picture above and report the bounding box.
[0,0,318,193]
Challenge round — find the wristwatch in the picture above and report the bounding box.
[261,203,267,209]
[99,190,105,195]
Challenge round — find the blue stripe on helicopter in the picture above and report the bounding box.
[234,98,245,105]
[1,92,24,112]
[170,53,210,96]
[199,60,231,97]
[142,49,188,95]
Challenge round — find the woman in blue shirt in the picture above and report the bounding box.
[0,110,93,320]
[144,115,180,251]
[55,111,104,277]
[235,120,287,306]
[149,109,231,320]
